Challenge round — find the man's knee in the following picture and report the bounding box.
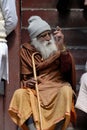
[61,85,72,96]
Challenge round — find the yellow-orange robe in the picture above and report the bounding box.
[8,43,76,130]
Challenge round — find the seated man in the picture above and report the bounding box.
[75,61,87,130]
[8,16,76,130]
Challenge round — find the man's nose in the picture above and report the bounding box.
[45,34,51,41]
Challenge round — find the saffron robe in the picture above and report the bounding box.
[8,43,76,130]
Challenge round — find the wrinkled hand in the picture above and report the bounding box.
[26,78,37,88]
[53,26,65,50]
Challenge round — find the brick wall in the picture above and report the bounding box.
[21,0,87,91]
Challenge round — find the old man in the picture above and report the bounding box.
[9,16,76,130]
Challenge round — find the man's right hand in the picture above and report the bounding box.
[22,78,36,89]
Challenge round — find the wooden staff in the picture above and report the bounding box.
[32,52,43,130]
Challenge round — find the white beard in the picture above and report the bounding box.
[31,35,58,59]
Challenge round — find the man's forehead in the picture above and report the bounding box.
[40,30,51,35]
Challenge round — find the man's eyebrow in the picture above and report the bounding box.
[37,31,51,38]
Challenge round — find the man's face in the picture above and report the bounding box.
[31,30,58,59]
[37,30,52,41]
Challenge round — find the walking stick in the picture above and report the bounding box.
[32,52,43,130]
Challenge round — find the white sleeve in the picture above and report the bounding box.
[1,0,18,35]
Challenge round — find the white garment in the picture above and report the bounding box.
[1,0,18,35]
[0,8,7,42]
[0,0,18,82]
[75,72,87,113]
[0,42,8,81]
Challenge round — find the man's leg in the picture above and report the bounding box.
[18,123,29,130]
[55,119,65,130]
[26,116,36,130]
[18,116,36,130]
[61,115,70,130]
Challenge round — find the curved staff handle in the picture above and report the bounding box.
[32,52,43,130]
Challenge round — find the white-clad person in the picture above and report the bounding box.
[0,0,18,88]
[75,61,87,130]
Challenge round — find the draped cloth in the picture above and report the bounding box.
[8,43,76,130]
